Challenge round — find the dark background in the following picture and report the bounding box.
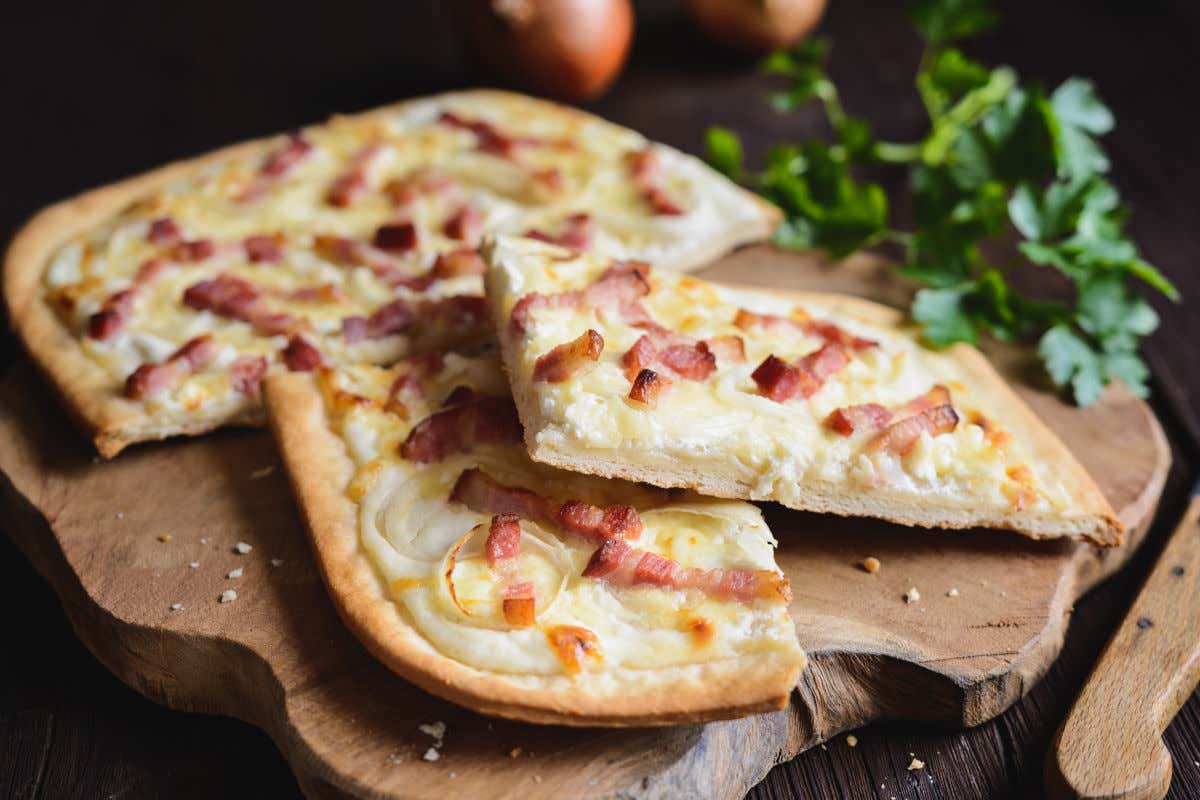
[3,1,1198,798]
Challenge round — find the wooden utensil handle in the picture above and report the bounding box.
[1048,493,1200,800]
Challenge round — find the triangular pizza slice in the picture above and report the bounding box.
[264,350,803,726]
[484,235,1122,545]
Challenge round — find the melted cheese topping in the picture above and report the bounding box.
[321,353,799,678]
[42,92,766,423]
[487,236,1083,521]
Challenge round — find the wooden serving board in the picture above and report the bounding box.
[0,247,1169,800]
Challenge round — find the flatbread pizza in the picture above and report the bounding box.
[484,235,1122,545]
[264,350,803,725]
[4,89,778,457]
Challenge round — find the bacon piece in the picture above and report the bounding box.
[382,353,443,417]
[867,404,960,455]
[282,283,345,304]
[502,582,537,627]
[342,298,414,343]
[901,384,952,416]
[582,537,635,578]
[146,217,182,246]
[546,625,603,675]
[243,234,283,263]
[124,334,217,399]
[260,132,312,177]
[313,234,419,286]
[432,248,486,279]
[629,368,671,405]
[326,142,383,207]
[735,308,876,350]
[794,342,849,398]
[347,294,488,344]
[751,355,801,402]
[525,212,594,251]
[281,335,323,372]
[532,329,603,383]
[627,147,684,216]
[438,110,547,160]
[658,342,715,380]
[442,385,479,408]
[485,513,522,568]
[174,239,216,263]
[704,335,745,364]
[373,222,419,253]
[557,501,643,543]
[449,468,556,523]
[400,396,522,463]
[508,259,650,337]
[804,320,878,351]
[442,204,484,243]
[824,403,893,436]
[384,169,462,208]
[230,355,268,396]
[87,289,135,341]
[183,274,299,336]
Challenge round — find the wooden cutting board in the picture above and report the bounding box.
[0,246,1169,800]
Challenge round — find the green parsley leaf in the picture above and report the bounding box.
[913,286,978,345]
[909,0,999,46]
[1044,78,1113,180]
[1039,325,1106,406]
[704,126,744,180]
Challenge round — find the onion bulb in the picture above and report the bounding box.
[685,0,828,54]
[456,0,635,102]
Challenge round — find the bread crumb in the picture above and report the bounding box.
[219,589,238,603]
[947,587,959,597]
[908,757,925,771]
[116,512,124,519]
[188,562,200,569]
[861,556,881,574]
[510,747,522,758]
[200,537,208,544]
[422,748,440,762]
[270,558,284,567]
[227,567,244,579]
[846,735,858,747]
[419,721,446,743]
[250,466,275,480]
[449,772,456,779]
[234,542,253,554]
[533,775,543,783]
[157,533,173,543]
[904,587,921,604]
[169,603,183,611]
[820,743,827,750]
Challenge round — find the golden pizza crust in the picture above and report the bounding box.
[491,278,1122,546]
[4,89,779,458]
[263,371,803,727]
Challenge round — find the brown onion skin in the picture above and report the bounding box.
[456,0,635,102]
[685,0,828,54]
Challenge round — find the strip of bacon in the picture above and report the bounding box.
[438,110,547,159]
[751,355,801,402]
[124,334,217,399]
[384,168,462,208]
[629,368,671,405]
[400,396,523,463]
[239,133,313,202]
[382,353,443,417]
[313,234,422,287]
[343,294,488,344]
[230,355,268,396]
[342,298,413,343]
[525,212,594,251]
[373,222,419,253]
[282,335,323,372]
[508,259,650,337]
[627,148,684,215]
[751,343,848,402]
[794,342,849,397]
[703,335,745,365]
[901,384,951,416]
[183,274,299,336]
[451,470,789,603]
[431,248,486,278]
[867,404,960,455]
[532,329,604,383]
[147,217,182,246]
[243,234,283,263]
[442,204,484,244]
[87,289,135,341]
[486,513,522,568]
[326,142,384,207]
[485,514,536,626]
[824,403,893,436]
[735,308,877,351]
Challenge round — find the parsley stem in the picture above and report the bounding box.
[873,141,923,163]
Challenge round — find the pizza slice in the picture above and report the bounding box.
[5,89,778,457]
[263,350,803,726]
[484,235,1123,545]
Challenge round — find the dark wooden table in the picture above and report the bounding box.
[2,1,1197,798]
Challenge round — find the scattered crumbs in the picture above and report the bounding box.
[234,541,253,554]
[200,537,208,544]
[820,743,827,750]
[947,588,959,597]
[227,567,244,580]
[904,587,921,604]
[169,603,183,611]
[115,512,125,519]
[533,775,543,784]
[419,721,447,743]
[157,533,173,543]
[449,772,457,780]
[250,465,275,480]
[861,556,881,574]
[510,747,523,758]
[189,562,200,569]
[219,589,238,604]
[908,757,925,771]
[846,735,858,747]
[270,558,285,568]
[422,748,440,763]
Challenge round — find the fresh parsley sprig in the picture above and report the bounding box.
[705,0,1178,405]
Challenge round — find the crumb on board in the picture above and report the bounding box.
[820,743,827,750]
[157,533,173,543]
[533,775,543,783]
[422,748,440,762]
[270,558,285,567]
[449,772,457,780]
[846,735,858,747]
[234,541,253,554]
[169,603,183,611]
[947,587,959,597]
[908,757,925,771]
[250,465,275,480]
[510,747,523,758]
[200,537,208,544]
[904,587,921,604]
[227,567,244,580]
[419,721,446,742]
[116,512,124,519]
[188,562,200,569]
[861,556,881,574]
[218,589,238,604]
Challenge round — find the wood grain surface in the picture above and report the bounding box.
[2,1,1198,798]
[0,244,1170,800]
